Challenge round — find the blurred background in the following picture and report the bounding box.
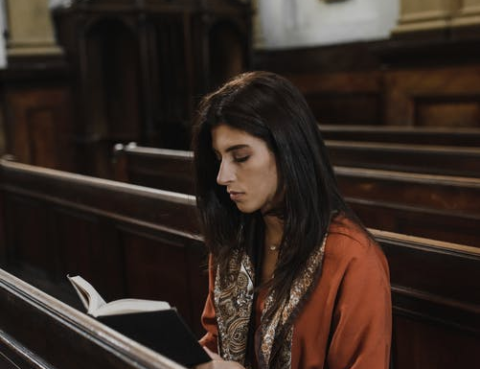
[0,0,479,178]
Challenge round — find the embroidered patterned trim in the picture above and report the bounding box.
[258,233,328,368]
[214,250,255,365]
[214,233,328,369]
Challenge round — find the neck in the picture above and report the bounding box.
[263,214,283,249]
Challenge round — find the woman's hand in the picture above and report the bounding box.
[195,347,245,369]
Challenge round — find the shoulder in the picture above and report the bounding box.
[324,215,388,277]
[326,215,373,255]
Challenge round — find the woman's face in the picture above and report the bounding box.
[212,124,279,214]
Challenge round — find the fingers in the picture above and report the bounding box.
[195,347,246,369]
[203,346,223,361]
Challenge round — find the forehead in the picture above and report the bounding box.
[211,124,264,152]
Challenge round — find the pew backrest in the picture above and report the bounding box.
[0,267,186,369]
[0,158,207,337]
[372,230,480,369]
[326,140,480,178]
[112,145,480,245]
[320,124,480,147]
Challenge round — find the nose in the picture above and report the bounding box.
[216,160,235,185]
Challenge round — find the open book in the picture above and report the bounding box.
[68,275,171,317]
[68,275,211,368]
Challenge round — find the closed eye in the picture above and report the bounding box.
[234,156,250,163]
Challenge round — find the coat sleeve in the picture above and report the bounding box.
[326,241,392,369]
[198,254,219,353]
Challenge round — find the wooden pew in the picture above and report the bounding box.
[370,230,480,369]
[0,159,479,369]
[326,140,480,178]
[0,267,185,369]
[0,158,207,337]
[336,167,480,246]
[112,145,480,246]
[319,124,480,147]
[113,143,194,194]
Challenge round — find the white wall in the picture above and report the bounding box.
[256,0,399,49]
[49,0,72,8]
[0,0,6,68]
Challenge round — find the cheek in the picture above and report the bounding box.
[252,162,278,198]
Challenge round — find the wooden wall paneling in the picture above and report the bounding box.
[383,65,480,127]
[254,35,480,127]
[208,20,247,91]
[52,0,252,173]
[82,18,142,141]
[76,18,142,178]
[151,15,191,149]
[3,86,74,170]
[414,94,480,127]
[286,71,384,125]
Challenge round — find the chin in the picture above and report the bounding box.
[235,203,259,214]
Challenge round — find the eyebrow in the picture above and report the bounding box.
[213,144,250,154]
[226,144,250,153]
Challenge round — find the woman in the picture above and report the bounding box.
[192,71,391,369]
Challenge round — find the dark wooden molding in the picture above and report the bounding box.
[0,54,70,84]
[254,25,480,73]
[253,40,383,73]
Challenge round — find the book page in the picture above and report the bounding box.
[95,298,171,317]
[68,275,107,315]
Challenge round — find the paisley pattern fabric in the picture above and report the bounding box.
[213,235,328,369]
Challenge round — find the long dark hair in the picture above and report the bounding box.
[192,71,351,309]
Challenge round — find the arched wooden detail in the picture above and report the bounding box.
[83,19,141,141]
[208,21,247,91]
[149,15,192,149]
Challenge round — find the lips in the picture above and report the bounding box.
[228,191,244,201]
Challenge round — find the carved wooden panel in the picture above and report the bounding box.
[3,86,73,170]
[287,71,383,125]
[384,66,480,127]
[414,96,480,127]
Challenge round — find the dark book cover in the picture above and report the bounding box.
[99,309,211,368]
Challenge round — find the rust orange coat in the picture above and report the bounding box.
[200,218,392,369]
